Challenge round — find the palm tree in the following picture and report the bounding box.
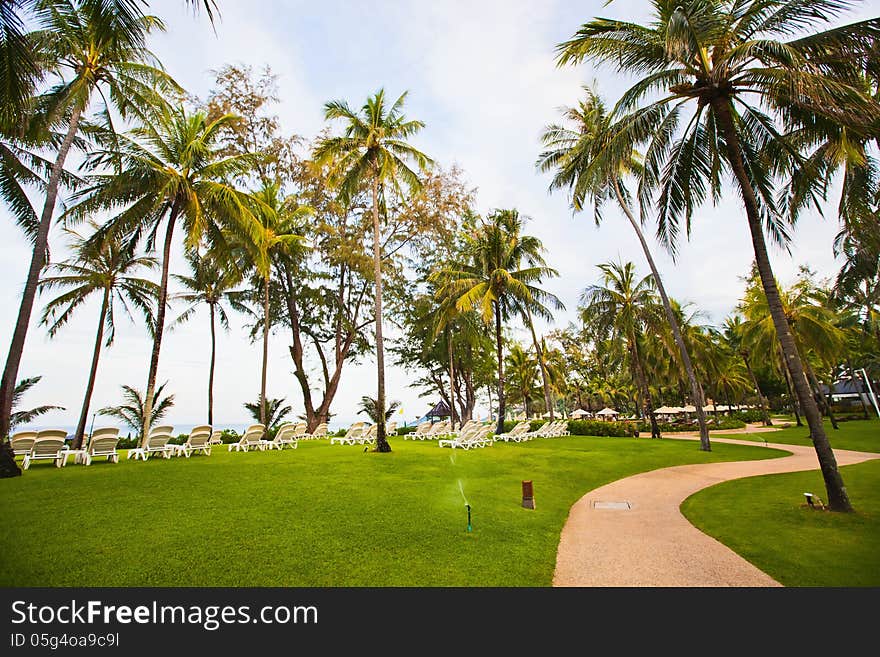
[582,261,664,438]
[506,343,539,418]
[9,375,64,432]
[243,395,290,430]
[171,251,248,425]
[0,0,178,443]
[313,89,432,452]
[98,381,174,436]
[240,183,309,426]
[538,85,711,450]
[434,210,562,434]
[555,0,880,510]
[724,315,773,426]
[65,106,262,447]
[358,396,401,423]
[38,224,157,448]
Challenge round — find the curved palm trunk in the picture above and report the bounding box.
[493,301,506,435]
[781,357,803,426]
[261,275,270,426]
[446,328,458,428]
[742,352,773,426]
[630,337,660,439]
[140,208,178,447]
[713,98,851,511]
[613,180,709,450]
[208,302,216,425]
[371,177,390,452]
[73,287,110,449]
[849,360,871,419]
[0,105,83,448]
[525,308,554,421]
[805,363,838,430]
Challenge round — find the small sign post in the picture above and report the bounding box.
[522,480,535,509]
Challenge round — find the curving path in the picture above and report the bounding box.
[552,433,880,587]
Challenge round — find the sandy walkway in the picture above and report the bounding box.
[552,435,879,587]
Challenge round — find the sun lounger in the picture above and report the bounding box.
[10,431,37,456]
[83,427,120,464]
[439,425,493,450]
[208,430,223,445]
[303,422,328,439]
[356,424,377,445]
[404,421,432,440]
[423,420,451,440]
[330,422,366,445]
[493,421,530,442]
[265,423,302,450]
[21,436,67,469]
[129,425,175,460]
[229,424,266,452]
[169,425,212,457]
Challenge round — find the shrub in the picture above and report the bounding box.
[396,425,417,436]
[732,409,766,423]
[642,417,746,432]
[567,419,640,437]
[218,429,240,444]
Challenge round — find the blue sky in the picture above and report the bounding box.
[1,0,871,431]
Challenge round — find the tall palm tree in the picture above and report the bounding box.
[0,0,178,444]
[38,224,157,448]
[724,315,773,426]
[313,89,432,452]
[556,0,880,511]
[581,260,664,438]
[65,106,262,446]
[171,251,247,425]
[242,182,309,426]
[538,85,711,450]
[506,343,539,418]
[434,210,562,434]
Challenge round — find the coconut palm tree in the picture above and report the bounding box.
[434,210,563,434]
[171,251,248,425]
[243,395,290,430]
[38,224,157,448]
[0,0,178,444]
[723,315,773,426]
[313,89,432,452]
[506,343,539,418]
[538,84,711,450]
[239,182,310,426]
[358,396,401,423]
[555,0,880,509]
[98,381,174,436]
[581,260,664,438]
[64,106,262,446]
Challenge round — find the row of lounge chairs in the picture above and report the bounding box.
[493,420,570,442]
[226,421,327,452]
[11,428,125,468]
[330,421,397,446]
[438,423,494,450]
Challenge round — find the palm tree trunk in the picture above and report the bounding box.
[208,302,216,425]
[805,362,838,430]
[140,207,178,447]
[493,301,506,435]
[73,286,110,449]
[742,352,773,426]
[712,98,851,511]
[0,105,83,445]
[630,337,660,439]
[261,275,269,426]
[781,357,803,426]
[525,308,554,421]
[371,177,390,452]
[613,180,709,450]
[446,328,458,428]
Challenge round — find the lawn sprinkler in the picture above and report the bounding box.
[466,503,472,532]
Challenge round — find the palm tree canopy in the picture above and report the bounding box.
[98,381,174,434]
[358,395,401,423]
[312,88,433,203]
[556,0,880,253]
[243,395,290,429]
[171,250,249,331]
[39,223,158,344]
[9,375,65,431]
[581,260,662,343]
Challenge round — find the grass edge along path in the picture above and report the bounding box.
[681,458,880,587]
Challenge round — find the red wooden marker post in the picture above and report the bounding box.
[522,480,535,509]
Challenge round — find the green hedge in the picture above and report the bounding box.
[567,419,640,437]
[642,417,746,432]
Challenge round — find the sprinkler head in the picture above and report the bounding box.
[466,503,472,532]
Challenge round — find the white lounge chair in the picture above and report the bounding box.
[229,424,266,452]
[405,421,432,440]
[356,424,377,445]
[83,427,120,464]
[424,420,451,440]
[208,430,224,445]
[10,431,37,457]
[170,425,212,457]
[330,422,366,445]
[440,425,493,450]
[266,423,302,450]
[439,422,479,448]
[21,436,67,469]
[131,425,175,460]
[303,422,328,439]
[494,421,530,442]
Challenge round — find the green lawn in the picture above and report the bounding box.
[720,418,880,453]
[681,459,880,586]
[0,435,780,586]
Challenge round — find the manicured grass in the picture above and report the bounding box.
[681,459,880,586]
[0,436,780,586]
[721,418,880,453]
